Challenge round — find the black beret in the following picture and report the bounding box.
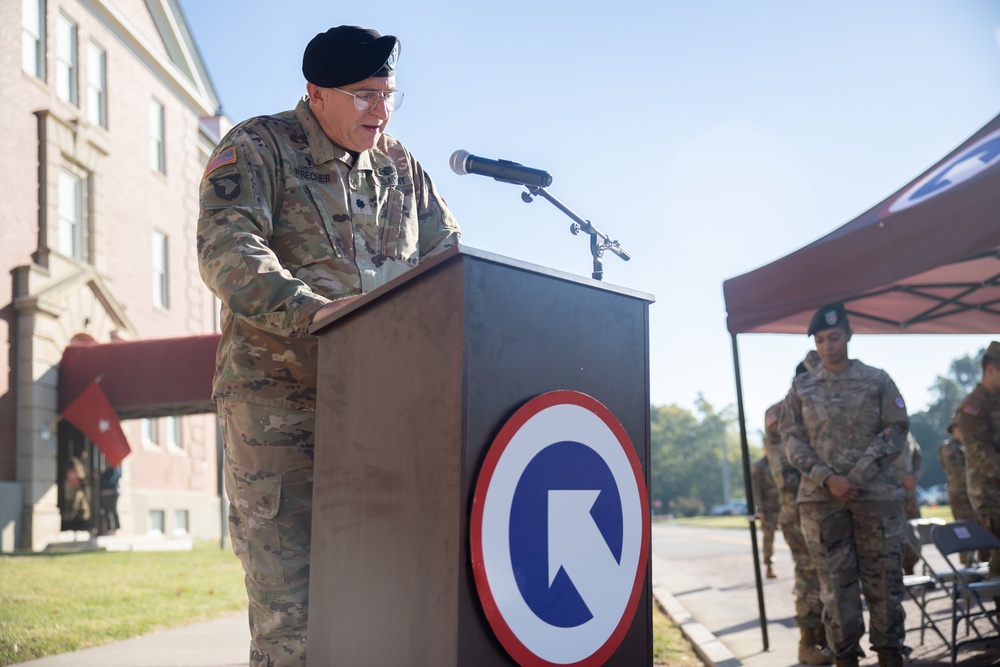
[807,302,849,336]
[302,26,400,88]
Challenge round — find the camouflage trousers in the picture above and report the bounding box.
[975,509,1000,579]
[778,495,823,628]
[219,398,315,667]
[759,511,778,564]
[799,499,906,660]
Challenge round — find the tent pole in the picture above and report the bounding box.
[731,333,770,651]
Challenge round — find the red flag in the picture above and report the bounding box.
[61,381,131,467]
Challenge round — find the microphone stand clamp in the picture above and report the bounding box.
[521,186,631,281]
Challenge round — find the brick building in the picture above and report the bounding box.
[0,0,229,550]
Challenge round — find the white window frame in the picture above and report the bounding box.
[152,230,169,308]
[148,509,165,535]
[86,41,107,128]
[173,509,189,537]
[55,13,78,105]
[149,99,165,173]
[166,415,182,451]
[141,417,160,448]
[57,168,84,260]
[22,0,45,79]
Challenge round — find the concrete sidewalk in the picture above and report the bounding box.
[13,551,997,666]
[14,613,249,667]
[650,534,1000,667]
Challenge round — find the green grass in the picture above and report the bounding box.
[0,541,246,665]
[0,541,701,666]
[652,600,702,666]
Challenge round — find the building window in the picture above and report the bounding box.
[148,509,165,535]
[149,100,165,173]
[57,168,85,260]
[141,417,159,448]
[55,13,77,105]
[22,0,45,79]
[173,510,189,537]
[213,295,222,333]
[86,42,107,128]
[152,230,169,308]
[166,415,182,451]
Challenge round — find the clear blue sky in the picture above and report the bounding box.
[178,0,1000,438]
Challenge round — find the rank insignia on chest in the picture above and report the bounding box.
[352,195,372,215]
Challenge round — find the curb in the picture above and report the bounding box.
[651,553,742,667]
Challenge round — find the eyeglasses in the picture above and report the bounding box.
[333,88,404,113]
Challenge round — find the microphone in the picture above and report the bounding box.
[449,150,553,188]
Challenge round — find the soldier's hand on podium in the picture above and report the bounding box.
[312,295,363,325]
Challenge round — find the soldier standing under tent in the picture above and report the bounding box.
[783,302,908,667]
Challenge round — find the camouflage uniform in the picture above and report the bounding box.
[751,455,780,567]
[894,433,922,574]
[197,98,460,666]
[782,359,909,661]
[938,436,975,523]
[958,381,1000,579]
[764,401,824,630]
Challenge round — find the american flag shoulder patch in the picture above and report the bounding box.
[962,403,980,416]
[205,147,237,177]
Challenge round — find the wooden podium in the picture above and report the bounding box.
[307,246,653,666]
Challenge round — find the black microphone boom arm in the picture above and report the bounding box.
[521,185,630,282]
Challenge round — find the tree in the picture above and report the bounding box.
[906,348,984,487]
[650,395,753,516]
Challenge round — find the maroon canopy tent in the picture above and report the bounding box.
[720,111,1000,649]
[724,112,1000,336]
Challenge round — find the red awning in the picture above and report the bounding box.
[723,111,1000,335]
[59,335,221,419]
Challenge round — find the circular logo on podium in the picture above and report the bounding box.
[470,390,649,666]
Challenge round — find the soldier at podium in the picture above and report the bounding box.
[196,25,460,667]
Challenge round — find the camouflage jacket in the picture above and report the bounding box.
[751,456,780,516]
[894,432,922,478]
[937,437,968,496]
[958,383,1000,512]
[782,359,908,503]
[764,399,801,506]
[197,98,460,409]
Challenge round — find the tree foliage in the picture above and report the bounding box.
[649,395,755,517]
[649,348,985,513]
[909,348,984,486]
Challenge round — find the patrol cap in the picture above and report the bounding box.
[807,302,849,336]
[984,341,1000,364]
[302,26,400,88]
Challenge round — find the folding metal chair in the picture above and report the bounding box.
[902,519,950,647]
[931,520,1000,666]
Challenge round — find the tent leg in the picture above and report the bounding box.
[731,333,770,651]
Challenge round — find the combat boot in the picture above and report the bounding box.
[876,651,903,667]
[798,626,833,665]
[766,563,776,579]
[834,659,859,667]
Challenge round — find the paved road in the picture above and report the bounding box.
[651,521,1000,666]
